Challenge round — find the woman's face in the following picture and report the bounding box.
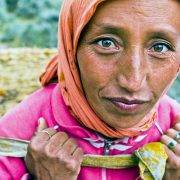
[77,0,180,129]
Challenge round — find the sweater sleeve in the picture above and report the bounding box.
[0,84,56,179]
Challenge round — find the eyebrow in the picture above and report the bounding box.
[92,23,130,38]
[146,26,178,43]
[148,32,175,42]
[93,23,177,42]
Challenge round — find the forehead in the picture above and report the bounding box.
[88,0,180,33]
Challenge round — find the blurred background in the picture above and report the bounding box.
[0,0,179,116]
[0,0,61,48]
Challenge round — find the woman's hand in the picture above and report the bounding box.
[161,115,180,180]
[25,118,83,180]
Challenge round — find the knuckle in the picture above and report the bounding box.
[171,160,180,169]
[166,129,173,134]
[66,159,79,172]
[57,150,69,162]
[174,162,180,169]
[63,138,77,150]
[69,138,77,145]
[71,161,79,171]
[53,132,69,144]
[66,141,77,150]
[45,127,56,132]
[161,135,167,142]
[29,141,40,153]
[76,147,84,157]
[78,147,83,154]
[73,158,81,166]
[44,145,56,158]
[58,155,68,164]
[58,155,64,162]
[175,123,180,130]
[29,134,46,150]
[59,132,68,139]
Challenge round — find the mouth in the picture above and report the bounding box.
[105,97,149,113]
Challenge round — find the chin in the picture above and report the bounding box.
[102,113,145,129]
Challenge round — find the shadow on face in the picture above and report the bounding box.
[77,0,180,129]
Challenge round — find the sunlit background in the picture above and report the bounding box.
[0,0,179,116]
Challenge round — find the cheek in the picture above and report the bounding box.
[149,60,179,97]
[78,50,116,90]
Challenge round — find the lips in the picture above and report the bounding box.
[105,97,149,112]
[108,97,146,104]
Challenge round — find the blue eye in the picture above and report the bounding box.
[97,39,117,48]
[152,43,171,53]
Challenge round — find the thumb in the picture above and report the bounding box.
[37,117,47,132]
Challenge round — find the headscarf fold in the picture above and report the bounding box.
[40,0,168,138]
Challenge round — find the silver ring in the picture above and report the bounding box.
[41,130,52,139]
[174,131,180,141]
[167,140,177,150]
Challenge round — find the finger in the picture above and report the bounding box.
[161,135,180,155]
[29,127,58,159]
[66,148,83,173]
[72,147,84,163]
[164,146,180,169]
[174,123,180,131]
[166,128,180,143]
[166,128,178,138]
[60,138,78,155]
[164,146,176,169]
[37,128,57,141]
[44,132,69,156]
[37,117,47,132]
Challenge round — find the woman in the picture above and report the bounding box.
[0,0,179,179]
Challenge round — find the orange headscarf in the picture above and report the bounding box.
[40,0,158,138]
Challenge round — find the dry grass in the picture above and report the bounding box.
[0,48,56,116]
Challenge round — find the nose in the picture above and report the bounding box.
[117,46,148,92]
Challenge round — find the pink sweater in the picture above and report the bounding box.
[0,83,179,180]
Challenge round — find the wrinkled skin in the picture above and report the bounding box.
[26,118,83,180]
[26,0,180,179]
[77,0,180,129]
[77,0,180,179]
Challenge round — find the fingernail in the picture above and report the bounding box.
[38,117,44,125]
[53,125,59,130]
